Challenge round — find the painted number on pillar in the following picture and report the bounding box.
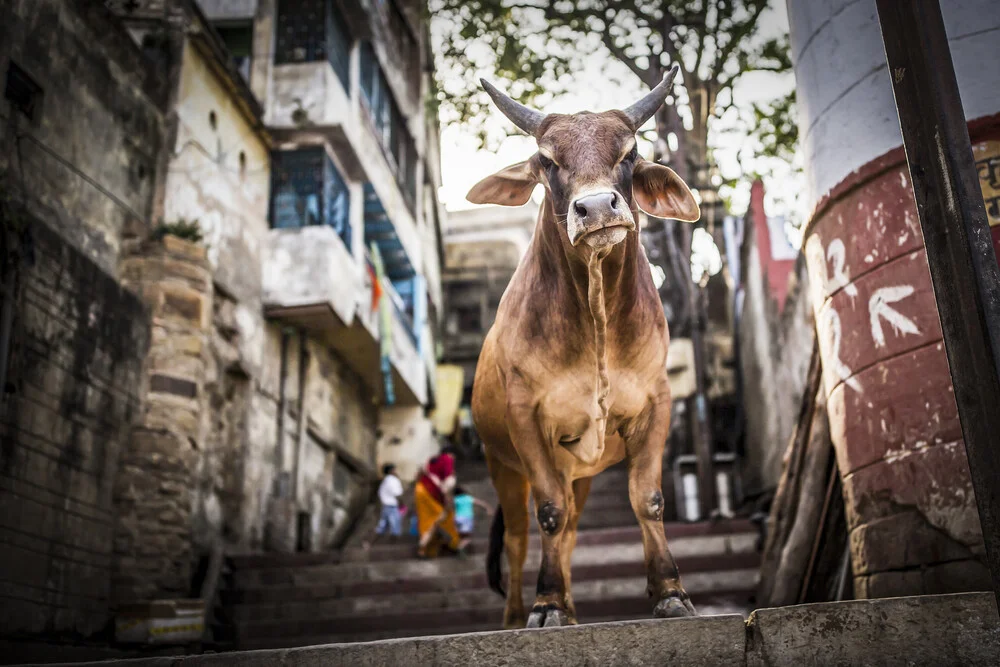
[807,235,858,304]
[819,307,862,393]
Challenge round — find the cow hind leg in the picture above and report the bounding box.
[488,459,530,629]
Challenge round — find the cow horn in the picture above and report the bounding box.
[480,79,546,136]
[623,64,681,130]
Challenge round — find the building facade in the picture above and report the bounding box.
[0,0,445,641]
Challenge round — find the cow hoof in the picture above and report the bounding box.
[526,604,568,628]
[654,595,697,618]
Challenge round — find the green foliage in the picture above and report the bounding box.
[748,89,798,163]
[151,218,204,244]
[431,0,797,166]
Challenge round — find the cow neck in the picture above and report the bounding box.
[536,196,644,426]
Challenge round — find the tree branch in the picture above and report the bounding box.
[601,23,654,86]
[712,0,768,79]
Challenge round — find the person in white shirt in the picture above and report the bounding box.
[371,464,404,544]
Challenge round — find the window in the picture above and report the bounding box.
[270,148,351,248]
[5,62,42,121]
[359,42,418,210]
[455,305,482,333]
[275,0,351,90]
[214,22,253,83]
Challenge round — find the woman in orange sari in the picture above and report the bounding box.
[414,449,461,558]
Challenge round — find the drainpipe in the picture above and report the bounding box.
[291,329,309,506]
[273,328,291,497]
[0,237,15,415]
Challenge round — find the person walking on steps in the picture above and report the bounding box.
[414,447,462,558]
[366,463,404,548]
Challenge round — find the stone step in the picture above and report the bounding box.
[227,531,758,590]
[228,518,757,570]
[50,593,1000,666]
[231,575,758,647]
[233,596,755,650]
[225,554,760,617]
[236,594,755,650]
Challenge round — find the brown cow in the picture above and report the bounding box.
[469,65,701,629]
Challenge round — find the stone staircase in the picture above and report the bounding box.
[51,593,1000,666]
[217,464,760,650]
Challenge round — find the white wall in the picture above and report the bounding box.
[788,0,1000,212]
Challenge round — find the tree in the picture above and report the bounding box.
[431,0,793,328]
[433,0,791,178]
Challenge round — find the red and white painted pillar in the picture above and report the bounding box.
[789,0,1000,598]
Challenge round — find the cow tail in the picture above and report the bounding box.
[487,504,506,598]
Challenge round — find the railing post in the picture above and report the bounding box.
[876,0,1000,608]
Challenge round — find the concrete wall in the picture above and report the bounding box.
[737,185,815,498]
[377,405,440,484]
[790,0,1000,212]
[0,0,164,274]
[0,222,150,636]
[0,0,163,637]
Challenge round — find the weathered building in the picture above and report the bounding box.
[734,182,814,499]
[0,0,164,637]
[0,0,445,643]
[196,0,446,486]
[440,204,537,393]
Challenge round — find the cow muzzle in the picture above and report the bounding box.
[566,191,636,248]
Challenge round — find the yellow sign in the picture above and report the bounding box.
[973,139,1000,227]
[430,364,465,436]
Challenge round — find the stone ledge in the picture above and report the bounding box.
[35,593,1000,667]
[747,592,1000,667]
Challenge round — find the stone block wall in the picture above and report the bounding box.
[0,0,164,277]
[0,220,150,636]
[115,235,212,602]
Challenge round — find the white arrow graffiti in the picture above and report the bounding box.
[869,285,920,348]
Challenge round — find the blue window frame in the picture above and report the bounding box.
[275,0,350,90]
[359,42,418,211]
[270,148,351,249]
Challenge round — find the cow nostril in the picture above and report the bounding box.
[610,192,619,210]
[574,202,588,218]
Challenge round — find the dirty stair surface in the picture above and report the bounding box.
[45,593,1000,667]
[220,465,760,649]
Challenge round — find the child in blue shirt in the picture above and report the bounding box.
[453,486,492,547]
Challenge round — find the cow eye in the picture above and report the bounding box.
[538,154,554,170]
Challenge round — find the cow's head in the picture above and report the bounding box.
[467,65,700,250]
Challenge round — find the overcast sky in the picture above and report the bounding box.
[432,1,803,239]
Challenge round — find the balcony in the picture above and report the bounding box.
[262,226,428,406]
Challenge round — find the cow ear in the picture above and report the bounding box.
[467,160,537,206]
[632,159,700,222]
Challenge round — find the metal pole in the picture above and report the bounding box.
[876,0,1000,606]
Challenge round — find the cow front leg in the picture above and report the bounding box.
[626,390,697,618]
[506,381,574,628]
[557,476,591,623]
[526,483,574,628]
